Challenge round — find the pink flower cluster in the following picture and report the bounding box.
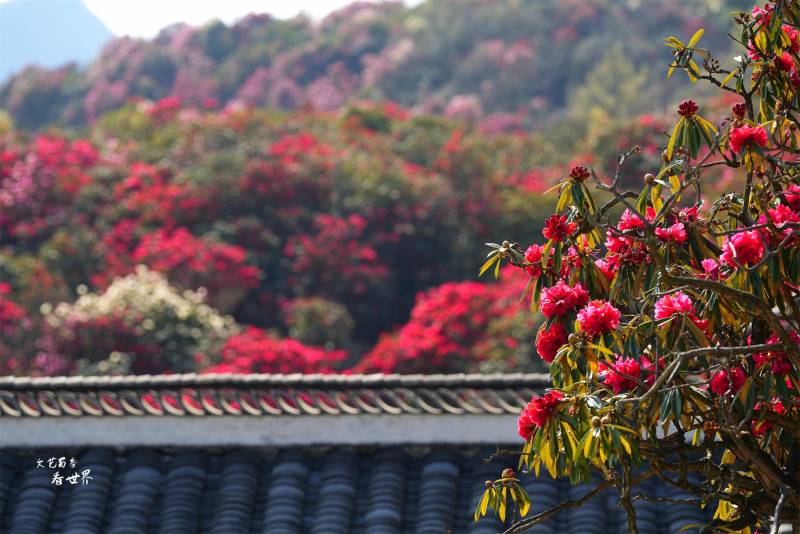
[539,281,589,318]
[517,390,564,440]
[577,300,621,337]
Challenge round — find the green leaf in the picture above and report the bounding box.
[519,276,535,303]
[687,28,704,48]
[672,389,683,422]
[686,121,700,158]
[669,174,681,194]
[667,119,683,160]
[634,185,650,216]
[556,186,571,212]
[475,489,490,521]
[585,396,602,410]
[540,239,554,271]
[618,433,633,455]
[517,487,532,517]
[478,255,500,277]
[664,36,685,48]
[684,316,710,347]
[660,390,675,423]
[576,428,593,462]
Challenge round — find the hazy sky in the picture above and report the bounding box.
[2,0,412,38]
[82,0,364,37]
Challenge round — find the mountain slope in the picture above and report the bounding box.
[0,0,749,131]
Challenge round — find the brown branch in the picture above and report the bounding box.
[500,480,611,534]
[501,470,657,534]
[621,462,639,534]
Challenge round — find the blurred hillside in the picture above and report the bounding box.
[0,0,749,131]
[0,0,753,378]
[0,0,111,82]
[1,95,742,377]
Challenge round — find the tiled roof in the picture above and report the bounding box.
[0,373,714,532]
[0,373,547,418]
[0,446,712,534]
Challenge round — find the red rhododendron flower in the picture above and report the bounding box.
[641,356,665,387]
[205,326,346,374]
[542,214,577,242]
[539,280,589,318]
[560,245,584,278]
[0,283,26,327]
[602,356,641,394]
[524,244,544,277]
[677,100,699,118]
[654,291,694,321]
[729,125,768,154]
[766,203,800,228]
[760,204,800,246]
[710,367,747,395]
[535,322,568,363]
[752,4,773,26]
[517,390,564,440]
[577,300,621,337]
[678,204,700,223]
[720,230,764,267]
[776,51,795,72]
[752,398,787,437]
[569,165,590,182]
[655,222,687,244]
[701,259,721,280]
[784,24,800,52]
[594,258,616,281]
[753,331,800,375]
[784,184,800,210]
[618,209,648,231]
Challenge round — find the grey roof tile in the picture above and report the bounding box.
[1,444,717,533]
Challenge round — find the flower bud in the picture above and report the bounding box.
[501,468,515,479]
[569,165,591,182]
[591,416,602,428]
[644,173,655,185]
[677,100,699,118]
[732,102,747,120]
[600,415,611,426]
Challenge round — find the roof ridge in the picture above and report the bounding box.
[0,372,550,391]
[0,373,549,419]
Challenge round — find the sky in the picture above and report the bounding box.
[0,0,408,38]
[80,0,398,38]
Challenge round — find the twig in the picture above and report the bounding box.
[769,486,788,534]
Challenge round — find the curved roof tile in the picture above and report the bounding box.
[0,373,549,418]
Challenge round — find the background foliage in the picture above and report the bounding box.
[0,0,749,130]
[0,0,754,377]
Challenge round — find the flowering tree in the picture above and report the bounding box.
[356,267,540,374]
[475,6,800,533]
[39,266,237,375]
